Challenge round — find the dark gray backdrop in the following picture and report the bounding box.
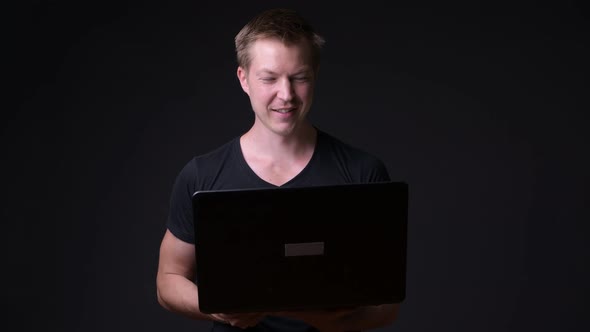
[7,1,589,331]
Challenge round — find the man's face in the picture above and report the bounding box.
[237,37,316,137]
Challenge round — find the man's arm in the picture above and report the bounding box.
[156,229,264,328]
[156,229,205,319]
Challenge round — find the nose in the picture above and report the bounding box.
[277,78,294,102]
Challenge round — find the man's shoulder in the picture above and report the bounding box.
[177,137,240,176]
[317,129,381,161]
[173,136,244,190]
[315,128,390,182]
[195,137,239,161]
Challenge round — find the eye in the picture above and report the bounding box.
[293,76,309,82]
[260,77,276,83]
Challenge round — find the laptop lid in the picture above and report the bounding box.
[192,181,408,314]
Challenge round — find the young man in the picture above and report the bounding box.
[156,8,400,332]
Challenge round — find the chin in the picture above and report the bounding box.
[271,125,297,137]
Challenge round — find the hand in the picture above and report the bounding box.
[277,307,358,332]
[210,312,266,328]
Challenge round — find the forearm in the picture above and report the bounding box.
[156,273,212,321]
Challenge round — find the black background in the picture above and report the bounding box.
[6,1,589,331]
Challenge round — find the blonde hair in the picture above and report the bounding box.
[235,8,325,72]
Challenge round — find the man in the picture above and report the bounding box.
[156,8,400,331]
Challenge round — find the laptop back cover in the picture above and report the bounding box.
[192,181,408,314]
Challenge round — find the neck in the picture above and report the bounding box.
[240,123,317,161]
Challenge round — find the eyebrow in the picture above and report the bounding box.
[256,68,311,76]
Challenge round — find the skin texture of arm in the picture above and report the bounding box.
[156,230,265,328]
[156,230,202,319]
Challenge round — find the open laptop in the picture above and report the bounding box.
[192,181,408,314]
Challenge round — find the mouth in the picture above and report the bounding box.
[272,107,295,114]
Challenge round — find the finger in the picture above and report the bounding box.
[249,313,267,326]
[243,313,265,326]
[210,313,236,326]
[235,315,262,328]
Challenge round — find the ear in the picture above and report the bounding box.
[237,66,250,95]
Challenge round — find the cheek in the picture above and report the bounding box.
[295,85,313,99]
[257,85,277,98]
[250,87,274,106]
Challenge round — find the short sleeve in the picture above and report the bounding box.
[166,158,198,244]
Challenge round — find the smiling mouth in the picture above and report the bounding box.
[273,108,295,114]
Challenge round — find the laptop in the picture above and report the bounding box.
[192,181,408,314]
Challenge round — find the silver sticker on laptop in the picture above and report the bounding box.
[284,242,325,256]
